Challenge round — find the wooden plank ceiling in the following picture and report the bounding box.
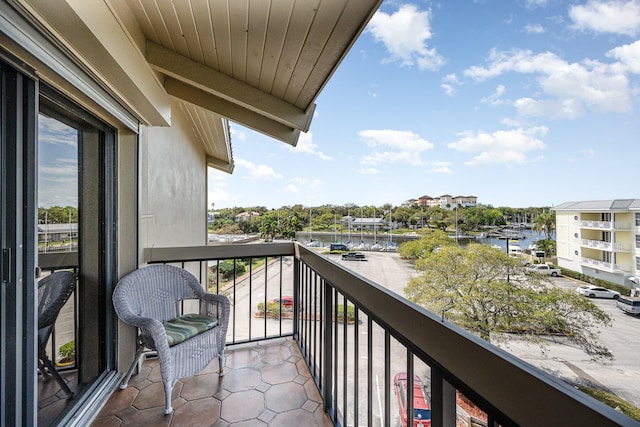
[15,0,382,172]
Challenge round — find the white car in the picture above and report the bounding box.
[576,285,621,299]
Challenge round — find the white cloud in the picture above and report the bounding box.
[367,4,445,71]
[448,127,547,167]
[607,40,640,74]
[288,132,332,160]
[428,161,452,174]
[358,129,434,166]
[358,167,379,175]
[524,24,545,34]
[235,158,283,180]
[464,48,632,118]
[207,169,237,207]
[525,0,549,6]
[441,73,461,96]
[229,124,247,141]
[285,184,301,194]
[285,177,321,193]
[569,0,640,36]
[481,85,507,106]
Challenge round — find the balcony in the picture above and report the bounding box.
[581,239,631,252]
[580,257,632,273]
[81,243,630,426]
[577,220,631,230]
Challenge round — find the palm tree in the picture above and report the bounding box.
[533,212,555,240]
[259,220,278,242]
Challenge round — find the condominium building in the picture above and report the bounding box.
[552,199,640,288]
[417,194,478,209]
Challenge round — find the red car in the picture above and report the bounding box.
[269,296,295,308]
[393,373,431,427]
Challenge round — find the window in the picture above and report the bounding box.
[636,257,640,270]
[601,212,611,222]
[636,235,640,249]
[636,213,640,227]
[602,251,612,264]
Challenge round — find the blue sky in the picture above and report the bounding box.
[209,0,640,210]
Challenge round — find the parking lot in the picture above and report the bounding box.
[332,250,640,408]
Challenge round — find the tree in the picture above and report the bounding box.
[398,230,453,259]
[405,244,612,359]
[533,211,556,240]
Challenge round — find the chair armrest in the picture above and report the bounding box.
[199,293,230,321]
[117,314,168,352]
[199,293,230,352]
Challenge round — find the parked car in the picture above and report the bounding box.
[269,296,297,309]
[330,243,348,251]
[341,252,366,261]
[526,264,561,276]
[575,285,620,299]
[393,373,431,427]
[616,296,640,315]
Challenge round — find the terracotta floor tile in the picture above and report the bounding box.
[180,372,223,400]
[264,382,307,413]
[220,390,264,423]
[89,415,122,427]
[225,348,260,369]
[133,381,182,411]
[220,367,262,393]
[98,386,138,416]
[171,397,221,426]
[270,408,317,426]
[259,345,292,364]
[261,362,298,385]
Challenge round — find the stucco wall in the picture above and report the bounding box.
[139,100,207,252]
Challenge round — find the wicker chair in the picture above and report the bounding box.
[112,264,230,414]
[37,270,77,399]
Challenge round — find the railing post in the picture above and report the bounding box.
[322,281,334,419]
[293,256,300,338]
[430,366,456,427]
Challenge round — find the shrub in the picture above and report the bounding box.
[218,260,246,280]
[59,340,75,362]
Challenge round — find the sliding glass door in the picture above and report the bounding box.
[1,58,117,427]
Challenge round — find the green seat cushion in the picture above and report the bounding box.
[163,313,219,347]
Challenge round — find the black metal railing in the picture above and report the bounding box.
[145,242,634,427]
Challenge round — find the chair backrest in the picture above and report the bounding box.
[113,264,204,323]
[38,270,77,330]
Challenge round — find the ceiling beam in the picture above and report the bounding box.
[164,77,300,146]
[146,41,314,133]
[207,155,234,174]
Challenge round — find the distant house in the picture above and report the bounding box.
[453,195,478,208]
[235,211,260,222]
[417,194,478,209]
[37,223,78,243]
[552,199,640,287]
[350,217,387,231]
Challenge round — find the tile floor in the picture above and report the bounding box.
[38,369,78,426]
[90,338,332,426]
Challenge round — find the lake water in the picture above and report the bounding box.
[296,229,550,253]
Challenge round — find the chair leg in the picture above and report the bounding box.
[40,356,74,399]
[218,353,225,376]
[119,345,145,389]
[163,380,174,414]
